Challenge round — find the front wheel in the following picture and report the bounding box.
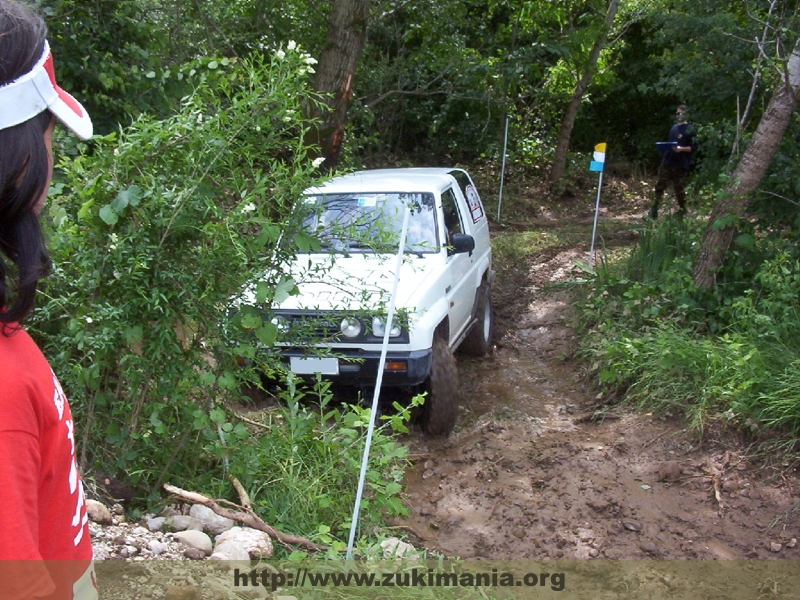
[460,284,493,357]
[418,336,459,436]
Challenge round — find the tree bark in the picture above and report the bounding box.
[693,41,800,290]
[310,0,371,172]
[550,0,621,185]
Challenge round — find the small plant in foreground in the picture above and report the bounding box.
[226,375,419,552]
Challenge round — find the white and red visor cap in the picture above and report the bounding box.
[0,40,92,140]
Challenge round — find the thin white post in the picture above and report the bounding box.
[346,204,410,559]
[589,170,603,270]
[496,116,510,221]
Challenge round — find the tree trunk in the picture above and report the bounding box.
[310,0,371,172]
[693,41,800,290]
[550,0,621,185]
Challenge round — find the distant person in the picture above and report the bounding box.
[650,104,697,219]
[0,1,97,598]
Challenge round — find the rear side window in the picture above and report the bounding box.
[450,170,485,223]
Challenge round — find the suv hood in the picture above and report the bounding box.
[276,252,441,313]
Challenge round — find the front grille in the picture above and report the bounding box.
[273,311,409,344]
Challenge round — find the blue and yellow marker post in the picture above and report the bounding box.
[588,143,606,269]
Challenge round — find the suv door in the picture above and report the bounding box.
[440,186,474,346]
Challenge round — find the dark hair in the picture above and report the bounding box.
[0,0,52,327]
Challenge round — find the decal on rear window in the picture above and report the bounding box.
[466,184,484,223]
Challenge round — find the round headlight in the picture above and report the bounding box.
[271,315,290,332]
[340,317,363,338]
[372,317,401,337]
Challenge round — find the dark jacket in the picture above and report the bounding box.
[662,122,697,171]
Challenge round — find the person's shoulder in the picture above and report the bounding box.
[0,325,48,373]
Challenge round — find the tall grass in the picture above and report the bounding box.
[579,217,800,438]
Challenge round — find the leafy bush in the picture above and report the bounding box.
[579,217,800,436]
[229,376,417,550]
[33,46,327,501]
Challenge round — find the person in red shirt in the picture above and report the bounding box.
[0,1,97,598]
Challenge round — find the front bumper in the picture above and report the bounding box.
[280,347,433,387]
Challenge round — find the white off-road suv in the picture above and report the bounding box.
[264,168,494,435]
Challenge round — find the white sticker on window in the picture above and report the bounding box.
[466,185,483,222]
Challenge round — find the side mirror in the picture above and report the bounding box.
[448,233,475,256]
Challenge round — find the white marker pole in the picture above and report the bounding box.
[346,204,410,559]
[588,143,607,270]
[497,116,510,222]
[589,170,603,270]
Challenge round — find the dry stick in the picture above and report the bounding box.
[236,413,273,431]
[163,483,326,552]
[228,475,252,510]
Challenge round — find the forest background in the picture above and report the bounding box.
[25,0,800,553]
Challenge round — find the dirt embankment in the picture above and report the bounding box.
[399,190,800,561]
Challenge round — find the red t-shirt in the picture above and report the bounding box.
[0,324,95,598]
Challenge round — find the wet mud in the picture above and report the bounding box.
[399,203,800,561]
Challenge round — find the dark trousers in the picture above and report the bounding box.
[651,163,689,218]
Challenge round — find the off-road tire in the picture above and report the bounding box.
[459,284,493,356]
[419,336,459,436]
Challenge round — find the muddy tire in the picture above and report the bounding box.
[418,336,459,436]
[459,284,493,357]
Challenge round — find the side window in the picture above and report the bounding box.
[440,188,463,244]
[450,170,484,223]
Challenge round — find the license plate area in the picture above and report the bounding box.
[290,356,340,375]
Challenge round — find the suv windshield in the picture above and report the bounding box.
[299,192,438,254]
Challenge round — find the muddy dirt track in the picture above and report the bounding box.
[398,189,800,562]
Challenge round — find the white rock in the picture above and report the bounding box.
[189,504,235,535]
[85,499,113,525]
[146,517,167,531]
[165,515,204,532]
[148,540,166,555]
[210,526,273,560]
[380,537,417,558]
[173,530,213,556]
[208,543,250,561]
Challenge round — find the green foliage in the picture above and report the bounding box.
[229,376,419,549]
[579,216,800,436]
[33,46,326,499]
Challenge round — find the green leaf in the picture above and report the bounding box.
[99,205,119,225]
[217,371,237,390]
[241,313,263,329]
[77,199,95,221]
[273,278,297,304]
[124,325,143,345]
[209,407,226,424]
[385,482,402,495]
[256,323,278,346]
[256,281,271,304]
[257,224,281,246]
[294,232,318,252]
[734,233,755,249]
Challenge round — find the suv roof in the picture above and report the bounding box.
[306,168,463,196]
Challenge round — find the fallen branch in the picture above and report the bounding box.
[163,483,327,552]
[228,476,252,510]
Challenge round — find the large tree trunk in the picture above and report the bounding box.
[693,41,800,290]
[550,0,621,185]
[310,0,371,172]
